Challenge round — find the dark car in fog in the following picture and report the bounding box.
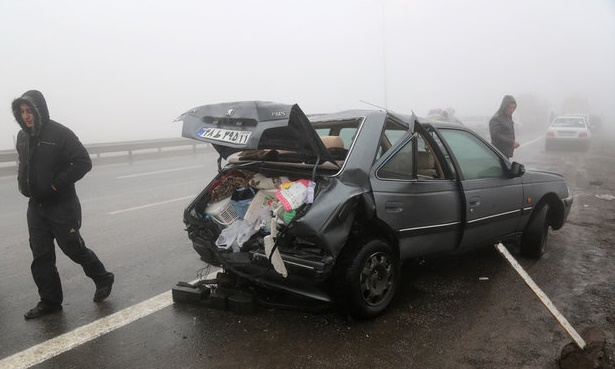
[176,101,572,318]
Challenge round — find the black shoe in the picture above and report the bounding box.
[94,272,114,302]
[24,303,63,320]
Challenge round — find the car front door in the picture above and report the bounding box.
[437,128,524,249]
[369,125,463,261]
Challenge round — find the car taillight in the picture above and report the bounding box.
[579,132,588,137]
[546,131,555,137]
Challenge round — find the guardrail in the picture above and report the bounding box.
[0,137,211,176]
[0,150,15,164]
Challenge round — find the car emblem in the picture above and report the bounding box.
[226,108,236,117]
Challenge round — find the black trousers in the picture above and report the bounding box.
[27,196,109,305]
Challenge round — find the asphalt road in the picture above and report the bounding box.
[0,150,217,368]
[0,132,612,369]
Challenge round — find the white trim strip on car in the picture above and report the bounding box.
[399,221,461,233]
[467,209,520,224]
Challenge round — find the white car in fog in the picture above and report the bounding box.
[545,115,591,151]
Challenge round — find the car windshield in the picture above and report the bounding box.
[552,117,586,128]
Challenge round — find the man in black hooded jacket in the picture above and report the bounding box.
[489,95,520,159]
[12,90,114,319]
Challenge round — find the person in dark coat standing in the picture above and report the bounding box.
[12,90,114,319]
[489,95,520,159]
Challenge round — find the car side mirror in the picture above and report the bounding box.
[509,162,525,177]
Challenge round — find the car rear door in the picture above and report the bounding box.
[369,124,463,261]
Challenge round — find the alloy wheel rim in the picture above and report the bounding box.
[359,252,394,306]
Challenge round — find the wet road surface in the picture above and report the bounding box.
[1,131,613,369]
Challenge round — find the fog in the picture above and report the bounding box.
[1,0,614,150]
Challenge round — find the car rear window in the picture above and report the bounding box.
[552,118,586,128]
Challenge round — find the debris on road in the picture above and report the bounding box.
[172,271,332,315]
[495,243,587,349]
[596,194,615,201]
[559,326,614,369]
[494,243,613,368]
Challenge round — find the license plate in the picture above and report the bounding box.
[196,128,252,145]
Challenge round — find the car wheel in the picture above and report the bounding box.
[520,204,549,258]
[336,239,399,319]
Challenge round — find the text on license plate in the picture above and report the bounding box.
[196,128,252,145]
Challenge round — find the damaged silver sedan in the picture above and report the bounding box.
[176,101,572,318]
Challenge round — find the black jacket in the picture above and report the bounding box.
[12,90,92,205]
[489,95,517,158]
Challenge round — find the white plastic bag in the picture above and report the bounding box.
[215,218,258,252]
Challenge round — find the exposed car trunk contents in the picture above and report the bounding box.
[186,169,321,267]
[184,163,363,274]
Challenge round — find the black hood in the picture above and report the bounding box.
[12,90,50,137]
[498,95,516,114]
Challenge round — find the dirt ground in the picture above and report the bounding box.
[381,133,615,368]
[387,134,615,368]
[427,132,615,369]
[176,131,614,369]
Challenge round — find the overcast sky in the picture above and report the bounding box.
[1,0,614,150]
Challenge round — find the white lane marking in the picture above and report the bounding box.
[1,293,172,369]
[107,196,194,215]
[116,165,204,179]
[495,243,586,349]
[0,276,213,369]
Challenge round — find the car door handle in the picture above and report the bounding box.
[385,201,404,213]
[469,196,480,207]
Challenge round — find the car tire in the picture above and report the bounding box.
[335,239,399,319]
[520,204,549,259]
